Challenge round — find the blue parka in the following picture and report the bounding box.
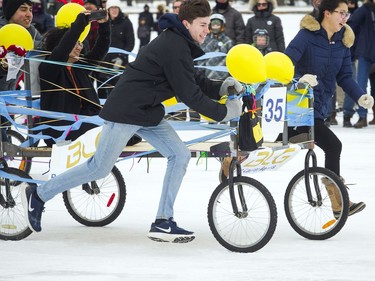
[285,15,365,120]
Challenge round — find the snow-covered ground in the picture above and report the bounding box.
[2,4,375,281]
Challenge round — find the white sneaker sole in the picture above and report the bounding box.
[147,232,195,243]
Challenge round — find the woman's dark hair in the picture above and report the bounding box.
[42,27,69,52]
[317,0,348,23]
[178,0,211,23]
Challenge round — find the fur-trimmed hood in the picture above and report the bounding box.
[300,14,355,48]
[249,0,277,10]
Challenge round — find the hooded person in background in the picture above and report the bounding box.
[31,0,53,35]
[137,4,154,49]
[245,0,285,53]
[211,0,245,45]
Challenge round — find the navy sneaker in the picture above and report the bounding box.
[147,218,195,243]
[21,185,45,232]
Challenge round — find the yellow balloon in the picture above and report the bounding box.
[0,24,33,50]
[226,44,266,84]
[264,51,294,84]
[55,3,91,43]
[201,96,227,122]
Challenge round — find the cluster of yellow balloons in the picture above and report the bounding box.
[0,24,33,51]
[226,44,295,85]
[55,3,91,43]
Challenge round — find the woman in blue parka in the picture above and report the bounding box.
[284,0,374,218]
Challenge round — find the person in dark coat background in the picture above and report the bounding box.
[245,0,285,53]
[22,0,243,243]
[97,0,135,98]
[212,0,245,45]
[137,4,154,49]
[284,0,373,218]
[39,11,109,146]
[31,0,53,34]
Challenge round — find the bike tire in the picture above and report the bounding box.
[208,176,278,253]
[62,165,126,227]
[0,167,33,241]
[284,167,349,240]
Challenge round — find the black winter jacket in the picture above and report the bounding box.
[39,13,110,142]
[100,13,227,126]
[245,0,285,52]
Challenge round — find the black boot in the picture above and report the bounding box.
[343,116,352,127]
[353,117,368,129]
[369,105,375,125]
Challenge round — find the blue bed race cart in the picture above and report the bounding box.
[0,51,349,253]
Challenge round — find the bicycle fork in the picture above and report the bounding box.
[304,149,323,207]
[227,117,249,217]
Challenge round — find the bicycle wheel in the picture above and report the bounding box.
[208,176,278,253]
[284,167,349,240]
[0,167,33,240]
[5,130,32,174]
[62,165,126,227]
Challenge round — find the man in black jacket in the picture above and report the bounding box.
[22,0,243,244]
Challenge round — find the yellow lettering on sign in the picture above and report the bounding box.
[272,147,296,164]
[66,141,81,168]
[244,150,271,167]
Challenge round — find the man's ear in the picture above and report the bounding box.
[182,19,190,29]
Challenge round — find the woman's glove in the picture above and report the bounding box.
[358,94,374,109]
[298,74,318,87]
[221,98,242,122]
[219,77,243,96]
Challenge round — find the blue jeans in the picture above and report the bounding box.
[37,120,191,220]
[343,61,358,118]
[356,56,373,117]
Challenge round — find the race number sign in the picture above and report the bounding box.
[49,126,103,178]
[261,87,287,142]
[241,143,301,174]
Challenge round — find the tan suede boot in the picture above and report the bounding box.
[321,177,342,218]
[321,177,366,218]
[219,156,248,183]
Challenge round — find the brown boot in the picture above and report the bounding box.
[219,156,248,183]
[353,117,368,128]
[329,112,338,125]
[369,105,375,125]
[322,177,366,218]
[322,177,342,218]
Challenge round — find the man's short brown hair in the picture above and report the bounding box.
[178,0,211,23]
